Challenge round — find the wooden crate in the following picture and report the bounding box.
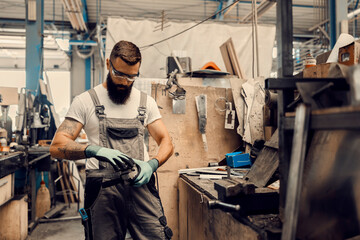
[338,41,360,66]
[0,173,14,206]
[303,63,331,78]
[0,195,28,240]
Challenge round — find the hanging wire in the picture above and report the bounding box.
[251,0,255,78]
[254,0,260,77]
[139,0,241,50]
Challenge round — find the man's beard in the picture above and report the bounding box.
[106,73,133,104]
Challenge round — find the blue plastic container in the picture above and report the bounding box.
[225,152,251,168]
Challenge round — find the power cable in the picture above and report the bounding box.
[139,0,240,50]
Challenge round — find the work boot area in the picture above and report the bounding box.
[1,1,360,240]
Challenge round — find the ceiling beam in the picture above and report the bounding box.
[219,0,235,20]
[242,0,276,22]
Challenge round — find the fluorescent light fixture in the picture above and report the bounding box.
[60,0,88,32]
[348,7,360,20]
[28,0,37,21]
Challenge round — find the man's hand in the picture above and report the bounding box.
[85,145,135,171]
[132,158,159,187]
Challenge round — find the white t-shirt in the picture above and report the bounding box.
[66,84,161,169]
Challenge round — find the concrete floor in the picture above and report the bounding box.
[28,203,84,240]
[27,203,133,240]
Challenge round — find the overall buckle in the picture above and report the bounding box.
[95,105,105,118]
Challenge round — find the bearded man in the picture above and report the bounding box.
[50,40,174,240]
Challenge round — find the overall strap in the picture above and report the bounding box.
[88,88,108,169]
[137,91,147,125]
[88,88,106,119]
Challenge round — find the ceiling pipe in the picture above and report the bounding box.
[348,7,360,20]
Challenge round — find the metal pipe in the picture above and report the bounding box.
[348,7,360,20]
[39,216,81,223]
[28,153,50,165]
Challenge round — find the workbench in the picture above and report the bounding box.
[0,152,26,179]
[178,174,282,240]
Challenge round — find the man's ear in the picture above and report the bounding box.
[106,58,110,71]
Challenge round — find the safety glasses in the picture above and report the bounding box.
[109,60,139,82]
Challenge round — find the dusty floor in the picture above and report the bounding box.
[27,203,133,240]
[28,203,84,240]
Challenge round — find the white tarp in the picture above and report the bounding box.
[105,17,276,78]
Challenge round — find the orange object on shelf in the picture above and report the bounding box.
[304,53,316,68]
[201,61,221,71]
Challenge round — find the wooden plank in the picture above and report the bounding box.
[220,38,247,79]
[220,41,235,75]
[178,178,188,240]
[68,161,84,203]
[244,147,279,188]
[56,162,69,204]
[61,162,75,203]
[264,128,279,149]
[150,84,242,240]
[64,162,79,202]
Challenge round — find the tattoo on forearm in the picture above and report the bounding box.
[57,142,85,160]
[57,119,79,137]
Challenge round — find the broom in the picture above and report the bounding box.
[35,172,51,219]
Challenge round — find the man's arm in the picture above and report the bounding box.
[147,118,174,166]
[50,117,87,160]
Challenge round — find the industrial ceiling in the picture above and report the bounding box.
[0,0,359,71]
[1,0,358,36]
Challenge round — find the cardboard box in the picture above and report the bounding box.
[338,41,360,66]
[303,63,348,78]
[303,63,331,78]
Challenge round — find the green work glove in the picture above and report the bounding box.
[133,158,159,187]
[85,145,134,171]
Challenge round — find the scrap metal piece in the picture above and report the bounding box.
[166,69,187,114]
[172,99,186,114]
[208,200,241,212]
[195,95,207,151]
[281,104,311,240]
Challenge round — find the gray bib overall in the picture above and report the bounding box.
[83,89,173,240]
